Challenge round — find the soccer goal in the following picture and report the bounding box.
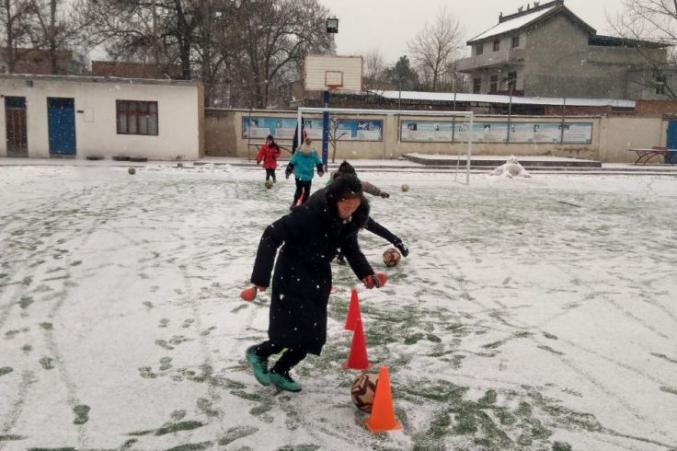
[295,107,474,185]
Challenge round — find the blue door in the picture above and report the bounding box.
[667,121,677,164]
[47,98,76,156]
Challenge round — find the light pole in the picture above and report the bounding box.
[320,17,339,169]
[398,74,402,110]
[506,75,515,143]
[550,53,587,145]
[559,97,567,145]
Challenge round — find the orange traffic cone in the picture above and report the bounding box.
[343,318,370,370]
[344,288,361,331]
[365,366,401,432]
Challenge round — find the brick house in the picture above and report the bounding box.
[456,0,677,100]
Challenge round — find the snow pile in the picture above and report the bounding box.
[490,156,531,178]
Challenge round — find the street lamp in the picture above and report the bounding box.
[326,17,339,33]
[498,73,516,143]
[321,16,339,169]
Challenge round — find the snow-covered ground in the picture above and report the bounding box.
[1,164,676,451]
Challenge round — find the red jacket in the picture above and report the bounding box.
[256,144,281,169]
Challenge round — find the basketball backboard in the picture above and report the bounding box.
[304,55,363,92]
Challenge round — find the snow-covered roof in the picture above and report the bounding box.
[468,5,557,43]
[372,90,636,109]
[0,73,198,87]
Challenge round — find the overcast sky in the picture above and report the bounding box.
[316,0,625,63]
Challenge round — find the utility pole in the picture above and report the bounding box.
[506,75,514,143]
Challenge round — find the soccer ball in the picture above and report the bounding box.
[265,180,274,189]
[351,372,379,413]
[383,248,401,267]
[128,168,136,175]
[401,184,410,192]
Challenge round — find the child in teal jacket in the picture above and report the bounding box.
[285,137,324,207]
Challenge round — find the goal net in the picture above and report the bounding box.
[295,107,474,185]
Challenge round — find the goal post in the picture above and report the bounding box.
[296,107,474,185]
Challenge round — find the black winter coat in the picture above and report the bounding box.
[251,188,373,355]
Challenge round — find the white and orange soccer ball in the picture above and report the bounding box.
[351,372,379,413]
[383,247,401,268]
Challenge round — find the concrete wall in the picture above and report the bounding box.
[524,14,597,97]
[206,109,667,163]
[206,108,673,163]
[0,76,202,160]
[599,116,667,163]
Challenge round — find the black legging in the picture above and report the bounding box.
[293,178,312,205]
[265,168,276,182]
[254,340,307,375]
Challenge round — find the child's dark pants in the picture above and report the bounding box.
[265,169,276,182]
[293,178,312,205]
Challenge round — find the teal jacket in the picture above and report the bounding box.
[288,148,323,182]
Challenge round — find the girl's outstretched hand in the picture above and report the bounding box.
[241,285,266,301]
[362,273,387,289]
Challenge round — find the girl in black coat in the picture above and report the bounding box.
[246,175,382,392]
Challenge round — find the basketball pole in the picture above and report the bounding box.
[322,90,330,170]
[296,109,302,152]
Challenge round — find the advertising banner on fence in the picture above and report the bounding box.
[401,120,593,144]
[242,116,298,140]
[243,116,384,142]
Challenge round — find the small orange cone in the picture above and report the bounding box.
[365,366,401,432]
[344,289,361,331]
[343,318,370,370]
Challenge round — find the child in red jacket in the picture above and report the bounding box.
[256,135,281,183]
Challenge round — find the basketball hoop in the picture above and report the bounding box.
[304,56,362,93]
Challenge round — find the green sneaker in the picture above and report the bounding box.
[269,371,302,392]
[246,346,270,386]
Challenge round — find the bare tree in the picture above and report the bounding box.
[24,0,88,74]
[610,0,677,98]
[82,0,202,79]
[363,48,388,90]
[81,0,333,107]
[407,8,464,91]
[232,0,334,108]
[0,0,33,72]
[329,116,348,163]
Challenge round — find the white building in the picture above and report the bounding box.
[0,74,204,160]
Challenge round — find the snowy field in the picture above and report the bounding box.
[1,164,676,451]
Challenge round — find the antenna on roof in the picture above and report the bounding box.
[526,3,531,10]
[518,6,524,12]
